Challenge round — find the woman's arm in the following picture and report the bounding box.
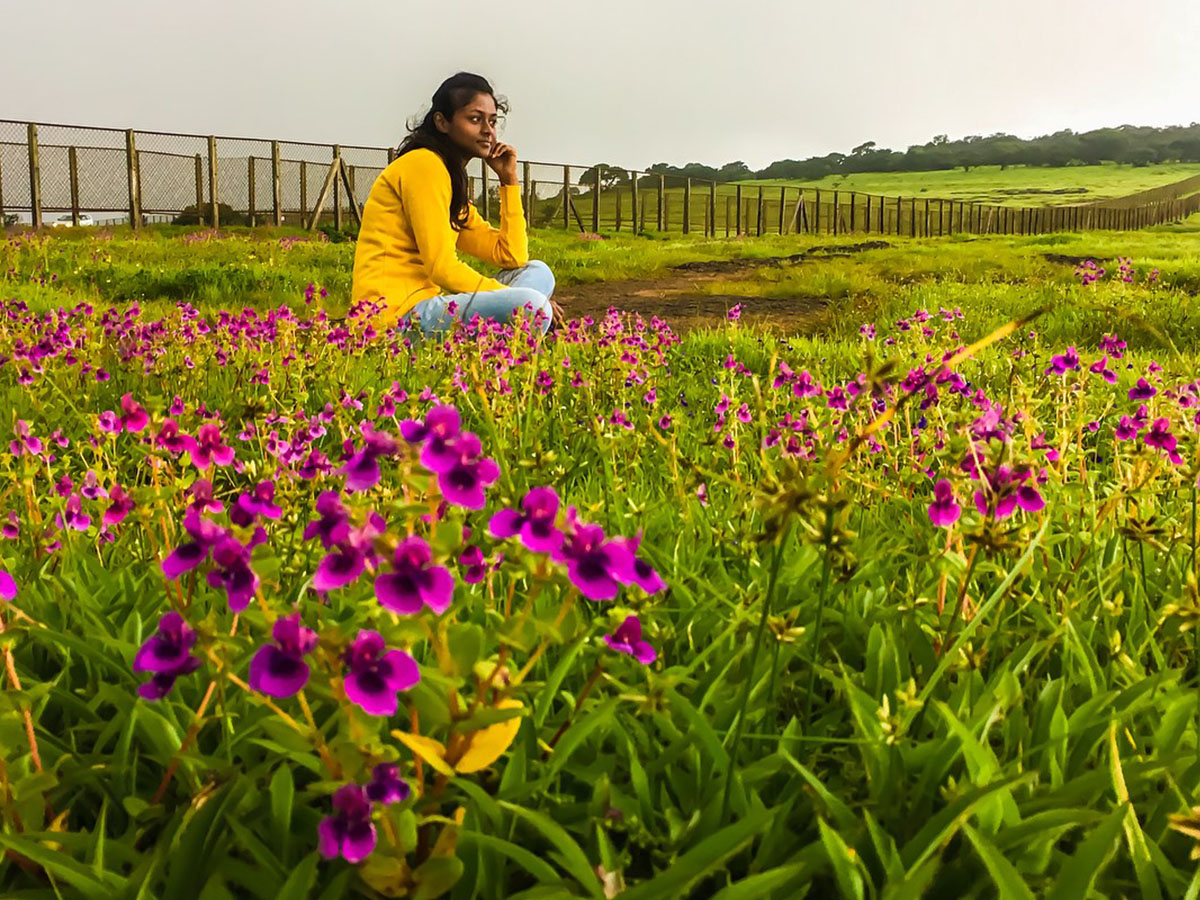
[456,185,529,269]
[399,151,505,295]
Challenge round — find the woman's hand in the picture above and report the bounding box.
[485,141,519,186]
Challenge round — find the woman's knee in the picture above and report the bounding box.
[509,288,552,333]
[524,259,555,297]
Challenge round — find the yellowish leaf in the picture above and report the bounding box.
[455,700,524,774]
[391,730,455,777]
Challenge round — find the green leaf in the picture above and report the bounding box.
[0,832,121,899]
[277,851,320,900]
[618,808,772,900]
[818,817,865,900]
[499,802,605,898]
[459,829,563,884]
[963,824,1036,900]
[269,765,295,858]
[1045,805,1127,900]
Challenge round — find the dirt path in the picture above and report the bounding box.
[554,240,889,333]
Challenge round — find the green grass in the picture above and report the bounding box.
[737,161,1200,205]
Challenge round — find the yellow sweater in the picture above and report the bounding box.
[350,148,529,322]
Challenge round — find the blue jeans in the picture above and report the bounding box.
[411,259,555,335]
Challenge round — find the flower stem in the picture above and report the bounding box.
[544,661,604,756]
[802,505,836,728]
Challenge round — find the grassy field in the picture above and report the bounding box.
[737,162,1200,205]
[6,220,1200,898]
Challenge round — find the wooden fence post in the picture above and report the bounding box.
[779,186,787,234]
[710,181,717,237]
[615,188,622,231]
[562,166,570,230]
[194,154,204,225]
[248,156,256,227]
[663,192,670,232]
[271,141,282,227]
[865,195,872,234]
[814,189,821,234]
[849,192,856,232]
[631,170,639,235]
[682,177,691,235]
[207,135,219,229]
[332,146,343,230]
[592,166,601,233]
[300,160,308,225]
[27,123,42,229]
[735,184,742,234]
[124,129,141,229]
[727,196,733,237]
[832,190,839,236]
[68,146,80,226]
[657,175,665,231]
[757,187,764,236]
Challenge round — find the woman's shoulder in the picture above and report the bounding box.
[393,148,450,179]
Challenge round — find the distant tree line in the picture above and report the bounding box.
[594,123,1200,187]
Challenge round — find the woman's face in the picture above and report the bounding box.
[435,93,503,160]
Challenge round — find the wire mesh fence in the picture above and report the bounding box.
[2,119,1198,234]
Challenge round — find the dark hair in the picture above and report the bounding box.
[397,73,509,231]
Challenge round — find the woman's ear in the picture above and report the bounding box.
[433,112,449,135]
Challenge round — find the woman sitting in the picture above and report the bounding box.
[351,72,560,334]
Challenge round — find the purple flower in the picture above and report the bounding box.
[927,479,961,527]
[156,419,192,455]
[342,630,420,716]
[56,494,91,532]
[120,393,149,433]
[551,516,637,601]
[230,481,283,527]
[1129,378,1157,401]
[314,544,366,592]
[726,303,744,322]
[187,423,236,469]
[318,784,377,864]
[610,533,666,594]
[0,570,16,601]
[400,405,462,472]
[364,763,410,805]
[435,432,500,510]
[249,614,318,698]
[458,545,489,583]
[604,616,656,664]
[1145,418,1184,464]
[133,611,202,700]
[972,465,1044,519]
[305,491,351,548]
[338,428,399,492]
[206,535,260,611]
[162,508,226,578]
[10,420,42,457]
[1115,416,1141,441]
[104,484,135,526]
[1045,346,1080,375]
[374,536,454,615]
[489,486,563,553]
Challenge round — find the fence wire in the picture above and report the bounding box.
[2,119,1197,233]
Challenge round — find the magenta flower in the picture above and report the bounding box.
[313,544,366,592]
[610,533,666,594]
[304,491,351,548]
[103,484,135,526]
[206,535,261,611]
[342,630,420,716]
[374,536,454,615]
[489,486,563,553]
[551,516,637,601]
[1129,378,1157,401]
[187,423,235,469]
[156,419,192,455]
[120,393,149,432]
[1045,346,1080,375]
[1145,418,1184,464]
[1115,416,1141,441]
[435,432,500,510]
[338,428,399,492]
[972,465,1044,519]
[927,479,961,527]
[0,570,16,601]
[604,616,656,664]
[230,482,282,526]
[10,420,42,457]
[364,763,410,805]
[249,614,318,698]
[400,405,462,472]
[56,494,91,532]
[162,508,226,578]
[318,784,377,863]
[133,611,202,700]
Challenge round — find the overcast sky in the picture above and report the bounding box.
[6,0,1199,172]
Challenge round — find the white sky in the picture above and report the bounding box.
[6,0,1199,171]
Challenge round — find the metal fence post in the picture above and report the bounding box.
[592,166,601,233]
[69,146,80,226]
[272,140,282,227]
[207,135,219,228]
[248,156,256,227]
[27,123,42,229]
[125,129,141,229]
[657,175,665,231]
[562,165,570,230]
[682,177,691,235]
[631,170,639,235]
[333,145,343,230]
[194,154,204,225]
